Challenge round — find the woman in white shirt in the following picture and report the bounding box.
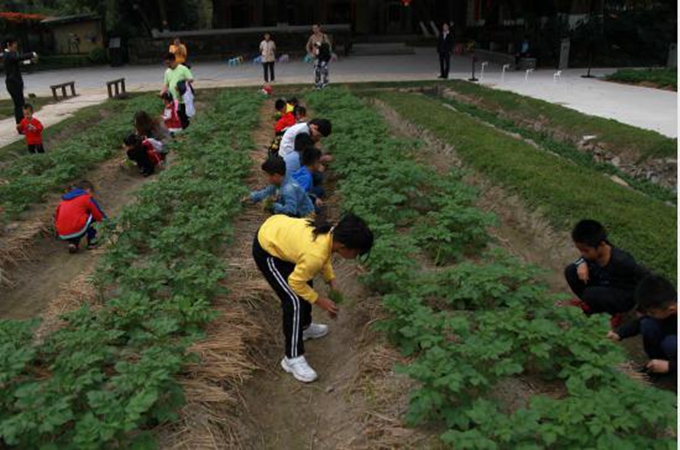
[260,33,277,83]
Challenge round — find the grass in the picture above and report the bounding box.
[440,80,677,162]
[0,97,55,121]
[606,67,677,91]
[432,92,676,205]
[378,91,677,281]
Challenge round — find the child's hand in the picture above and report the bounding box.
[315,198,324,208]
[577,263,589,283]
[320,154,333,163]
[316,297,339,319]
[606,331,620,341]
[240,195,251,205]
[646,359,670,373]
[27,124,36,131]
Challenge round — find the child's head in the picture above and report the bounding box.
[275,99,287,113]
[301,147,322,171]
[22,103,33,119]
[571,219,608,261]
[4,37,18,51]
[261,156,286,186]
[293,105,307,122]
[123,133,142,150]
[288,97,299,107]
[264,32,271,41]
[173,37,181,46]
[333,213,374,259]
[160,92,174,105]
[134,111,155,136]
[294,133,315,153]
[164,52,177,68]
[635,275,677,319]
[74,179,95,194]
[308,119,332,141]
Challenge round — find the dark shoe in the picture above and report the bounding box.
[86,240,99,250]
[68,243,79,254]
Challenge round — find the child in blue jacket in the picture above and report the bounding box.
[245,156,314,218]
[292,147,325,211]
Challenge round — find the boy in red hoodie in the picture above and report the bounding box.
[16,104,44,154]
[55,180,107,254]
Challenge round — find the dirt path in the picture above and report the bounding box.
[0,155,154,319]
[225,99,381,449]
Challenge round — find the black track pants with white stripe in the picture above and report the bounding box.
[253,234,312,358]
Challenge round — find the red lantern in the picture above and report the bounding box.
[401,0,412,6]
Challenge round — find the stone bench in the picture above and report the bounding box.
[49,81,76,101]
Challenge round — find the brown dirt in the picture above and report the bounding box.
[0,154,155,319]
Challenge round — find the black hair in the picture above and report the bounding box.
[294,105,307,117]
[164,52,176,61]
[288,97,299,106]
[123,133,142,147]
[274,99,287,111]
[294,133,315,153]
[308,213,374,255]
[571,219,608,248]
[301,147,322,166]
[160,92,173,103]
[261,156,286,176]
[74,179,95,191]
[635,275,677,312]
[4,37,17,48]
[23,103,34,112]
[309,118,332,137]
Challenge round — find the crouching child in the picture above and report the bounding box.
[124,133,162,177]
[55,180,106,254]
[564,219,649,328]
[608,275,677,375]
[244,156,314,218]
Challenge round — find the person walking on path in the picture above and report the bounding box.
[169,37,189,67]
[260,32,276,83]
[161,53,194,129]
[305,24,332,89]
[437,23,453,79]
[3,37,37,125]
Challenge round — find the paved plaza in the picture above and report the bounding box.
[1,48,676,146]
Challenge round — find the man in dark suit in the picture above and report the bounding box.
[3,37,37,125]
[437,23,453,79]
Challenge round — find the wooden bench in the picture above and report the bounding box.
[49,81,76,101]
[106,78,127,99]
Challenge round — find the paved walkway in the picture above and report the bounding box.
[3,49,676,138]
[0,93,108,148]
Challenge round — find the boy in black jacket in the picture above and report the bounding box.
[608,275,677,375]
[564,219,649,328]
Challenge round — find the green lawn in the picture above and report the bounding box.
[378,91,677,281]
[0,97,55,121]
[606,67,677,91]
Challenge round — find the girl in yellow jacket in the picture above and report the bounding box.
[252,213,374,383]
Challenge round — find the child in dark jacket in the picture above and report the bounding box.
[244,156,314,218]
[16,103,44,154]
[124,133,161,176]
[564,219,649,328]
[608,275,677,375]
[55,180,106,254]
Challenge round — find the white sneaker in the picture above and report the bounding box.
[303,323,329,341]
[281,356,318,383]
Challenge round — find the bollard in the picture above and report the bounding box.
[553,70,562,83]
[501,64,510,83]
[480,62,489,82]
[524,68,534,83]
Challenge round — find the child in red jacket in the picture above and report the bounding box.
[16,104,44,154]
[55,180,107,254]
[161,92,182,134]
[124,134,161,177]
